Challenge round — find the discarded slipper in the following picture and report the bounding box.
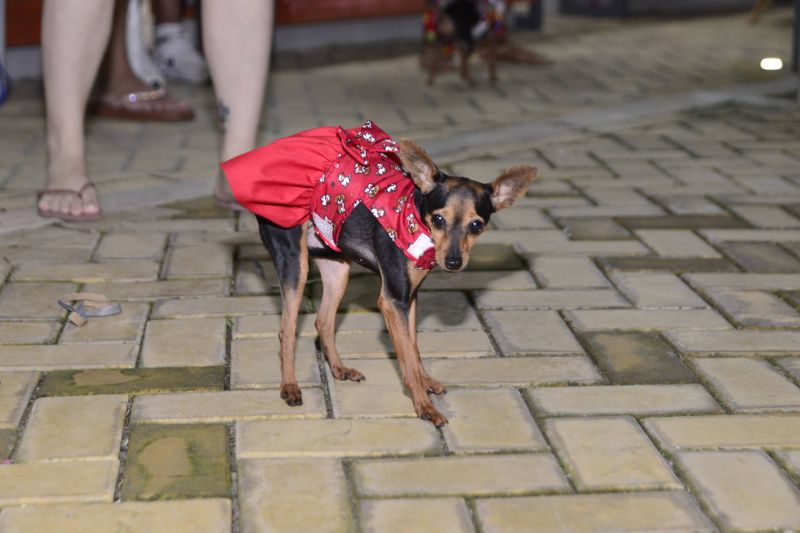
[89,87,195,122]
[37,183,103,222]
[58,293,122,326]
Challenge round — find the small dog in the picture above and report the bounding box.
[423,0,504,85]
[222,121,535,426]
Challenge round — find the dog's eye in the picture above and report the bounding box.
[468,220,484,235]
[431,214,445,229]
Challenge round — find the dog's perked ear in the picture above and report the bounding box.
[398,139,438,194]
[491,165,537,211]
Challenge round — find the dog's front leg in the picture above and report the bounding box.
[379,290,448,427]
[409,297,447,396]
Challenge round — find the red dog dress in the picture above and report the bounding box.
[221,121,436,269]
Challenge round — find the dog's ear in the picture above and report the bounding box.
[491,166,536,211]
[398,139,437,194]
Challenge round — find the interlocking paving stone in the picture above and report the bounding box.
[0,499,232,533]
[141,317,226,367]
[677,451,800,531]
[597,255,738,272]
[0,371,38,429]
[122,424,230,500]
[617,214,747,230]
[644,414,800,450]
[685,273,800,290]
[82,279,230,300]
[422,270,538,291]
[466,243,527,271]
[777,357,800,382]
[491,208,553,230]
[38,366,224,396]
[719,241,800,272]
[729,205,800,228]
[231,338,320,389]
[566,308,730,331]
[528,384,719,416]
[475,492,713,533]
[530,256,610,288]
[517,240,650,257]
[665,329,800,355]
[238,458,353,533]
[427,356,601,387]
[132,389,326,423]
[557,216,632,240]
[702,288,800,327]
[701,229,800,242]
[152,296,285,318]
[11,260,160,283]
[634,229,721,258]
[581,332,695,384]
[0,321,59,344]
[234,313,318,338]
[236,419,440,458]
[777,450,800,477]
[474,288,630,310]
[334,381,415,419]
[690,358,800,412]
[0,460,118,506]
[609,271,708,309]
[164,244,234,278]
[546,416,681,491]
[0,429,14,460]
[360,498,474,533]
[0,343,137,370]
[16,394,127,463]
[94,232,168,260]
[482,310,584,355]
[437,389,546,453]
[335,330,495,358]
[60,302,150,344]
[354,454,569,497]
[0,281,75,319]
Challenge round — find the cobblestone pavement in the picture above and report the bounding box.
[2,7,800,533]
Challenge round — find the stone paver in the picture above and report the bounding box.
[677,451,800,531]
[360,498,474,533]
[16,394,127,463]
[0,500,232,533]
[2,7,799,530]
[546,416,681,491]
[475,492,713,533]
[528,384,719,416]
[354,453,568,497]
[238,458,352,533]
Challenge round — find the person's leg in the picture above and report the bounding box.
[94,0,193,121]
[39,0,114,219]
[202,0,273,203]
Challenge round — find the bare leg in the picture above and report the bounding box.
[96,0,193,119]
[39,0,113,219]
[313,257,364,381]
[202,0,274,203]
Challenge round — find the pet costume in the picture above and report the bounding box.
[221,121,437,269]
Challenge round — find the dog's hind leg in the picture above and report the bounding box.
[313,257,365,382]
[257,216,308,406]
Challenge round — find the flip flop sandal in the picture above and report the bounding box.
[37,183,103,222]
[58,292,122,326]
[90,87,195,122]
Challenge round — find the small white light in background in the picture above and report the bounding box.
[760,57,783,70]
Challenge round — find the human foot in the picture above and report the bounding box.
[37,181,102,221]
[90,86,194,122]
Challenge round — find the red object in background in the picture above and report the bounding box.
[275,0,426,24]
[6,0,42,46]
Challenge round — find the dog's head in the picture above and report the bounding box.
[398,139,536,272]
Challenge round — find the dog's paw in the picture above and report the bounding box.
[424,377,447,395]
[332,365,365,382]
[280,383,303,406]
[417,404,448,427]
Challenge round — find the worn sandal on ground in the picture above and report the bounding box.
[58,293,122,326]
[90,87,195,122]
[37,183,103,222]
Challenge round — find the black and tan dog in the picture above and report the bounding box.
[247,136,535,426]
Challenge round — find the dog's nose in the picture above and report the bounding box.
[445,257,462,270]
